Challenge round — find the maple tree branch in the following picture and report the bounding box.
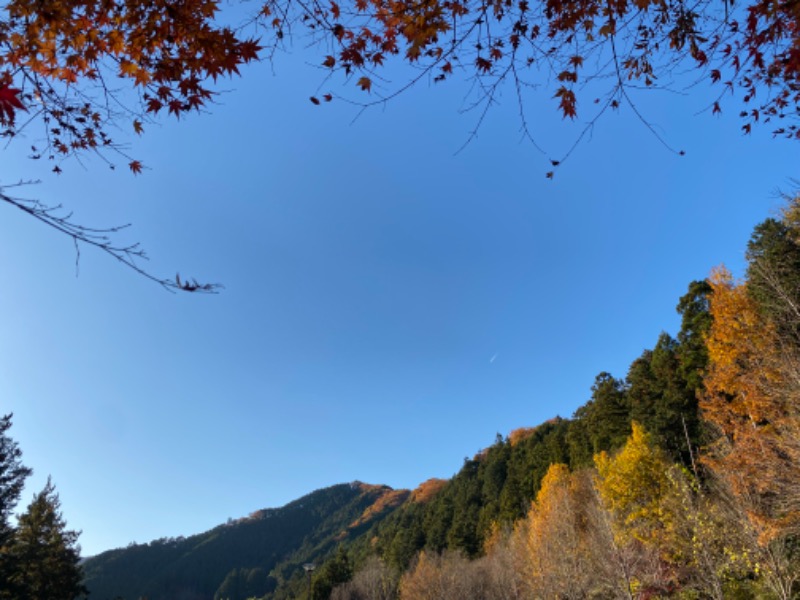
[455,61,513,154]
[0,183,221,293]
[609,34,685,156]
[511,61,547,156]
[335,16,484,119]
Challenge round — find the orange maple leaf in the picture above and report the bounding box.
[357,76,372,92]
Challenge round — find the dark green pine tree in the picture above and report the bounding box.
[625,282,712,466]
[10,478,86,600]
[565,416,594,469]
[215,566,274,600]
[0,413,33,600]
[746,216,800,342]
[576,372,631,456]
[675,280,713,392]
[311,547,352,600]
[627,334,695,462]
[215,568,243,600]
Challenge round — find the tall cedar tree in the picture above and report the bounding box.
[9,478,86,600]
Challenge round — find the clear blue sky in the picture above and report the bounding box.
[0,35,797,557]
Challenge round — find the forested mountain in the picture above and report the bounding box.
[85,194,800,600]
[84,275,714,600]
[82,483,408,600]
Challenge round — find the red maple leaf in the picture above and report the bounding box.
[0,87,26,123]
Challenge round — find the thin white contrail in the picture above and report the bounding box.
[489,353,499,364]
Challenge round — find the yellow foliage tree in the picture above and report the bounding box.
[595,423,674,546]
[594,422,701,597]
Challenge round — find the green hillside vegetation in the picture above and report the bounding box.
[81,192,800,600]
[82,483,406,600]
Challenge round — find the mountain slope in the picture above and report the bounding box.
[83,482,408,600]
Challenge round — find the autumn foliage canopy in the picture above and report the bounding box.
[0,0,260,172]
[0,0,798,173]
[261,0,800,141]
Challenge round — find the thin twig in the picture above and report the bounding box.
[0,184,221,293]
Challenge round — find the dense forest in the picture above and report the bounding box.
[79,192,800,600]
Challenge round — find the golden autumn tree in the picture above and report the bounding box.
[701,266,800,599]
[594,423,676,597]
[701,267,800,542]
[563,420,747,599]
[591,421,743,597]
[522,463,594,599]
[514,462,643,599]
[595,423,675,546]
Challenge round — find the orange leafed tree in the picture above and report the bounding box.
[410,479,448,504]
[508,427,536,447]
[701,267,800,545]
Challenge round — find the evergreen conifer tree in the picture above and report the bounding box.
[9,478,86,600]
[0,414,32,600]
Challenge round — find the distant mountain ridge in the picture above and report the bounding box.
[82,414,601,600]
[83,482,410,600]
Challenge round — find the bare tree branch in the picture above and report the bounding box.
[0,183,221,293]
